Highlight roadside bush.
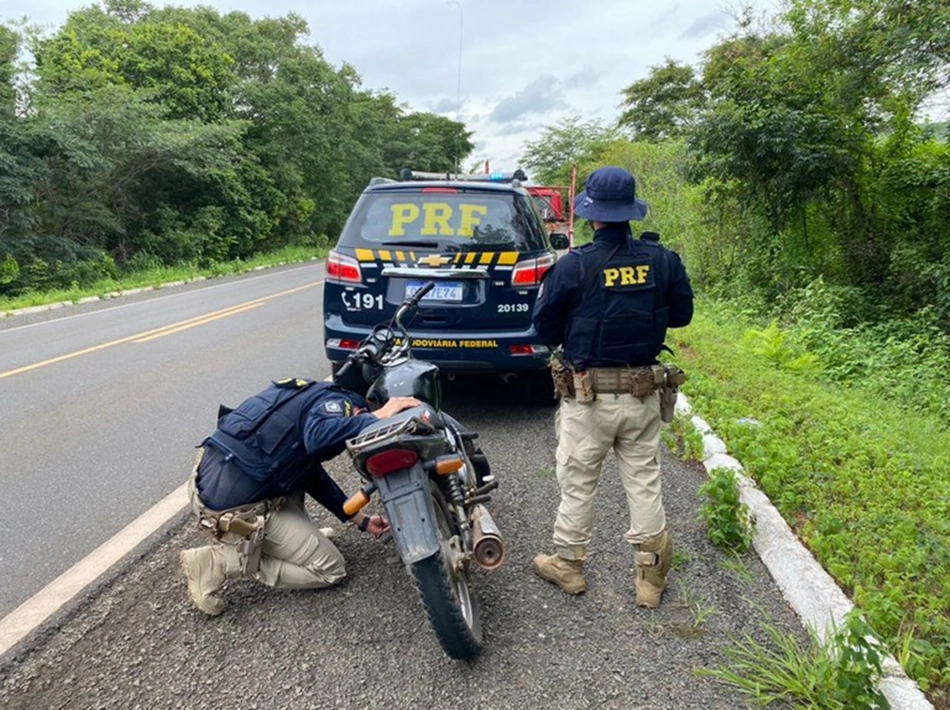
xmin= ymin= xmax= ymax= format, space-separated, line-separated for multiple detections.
xmin=697 ymin=467 xmax=753 ymax=552
xmin=674 ymin=298 xmax=950 ymax=699
xmin=779 ymin=277 xmax=950 ymax=420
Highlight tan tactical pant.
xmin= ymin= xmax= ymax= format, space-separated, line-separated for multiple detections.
xmin=188 ymin=475 xmax=346 ymax=590
xmin=552 ymin=392 xmax=666 ymax=560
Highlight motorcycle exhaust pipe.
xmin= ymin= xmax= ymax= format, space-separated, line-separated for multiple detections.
xmin=471 ymin=504 xmax=505 ymax=571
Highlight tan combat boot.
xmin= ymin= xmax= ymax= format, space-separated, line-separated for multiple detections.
xmin=634 ymin=530 xmax=672 ymax=608
xmin=532 ymin=553 xmax=586 ymax=595
xmin=179 ymin=545 xmax=242 ymax=616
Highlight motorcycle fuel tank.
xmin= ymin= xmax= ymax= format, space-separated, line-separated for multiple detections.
xmin=366 ymin=359 xmax=442 ymax=410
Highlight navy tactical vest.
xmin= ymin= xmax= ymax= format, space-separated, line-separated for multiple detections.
xmin=205 ymin=378 xmax=329 ymax=482
xmin=564 ymin=234 xmax=672 ymax=368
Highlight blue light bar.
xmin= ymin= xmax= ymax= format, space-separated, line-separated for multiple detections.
xmin=398 ymin=167 xmax=528 ymax=184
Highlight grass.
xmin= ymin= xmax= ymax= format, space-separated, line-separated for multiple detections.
xmin=698 ymin=610 xmax=890 ymax=709
xmin=0 ymin=245 xmax=327 ymax=314
xmin=675 ymin=298 xmax=950 ymax=703
xmin=676 ymin=579 xmax=718 ymax=632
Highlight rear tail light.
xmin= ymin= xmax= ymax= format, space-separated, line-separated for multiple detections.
xmin=509 ymin=344 xmax=550 ymax=355
xmin=365 ymin=448 xmax=419 ymax=477
xmin=511 ymin=253 xmax=556 ymax=286
xmin=327 ymin=250 xmax=362 ymax=283
xmin=326 ymin=338 xmax=361 ymax=350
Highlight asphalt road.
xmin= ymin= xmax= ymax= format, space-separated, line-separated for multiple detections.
xmin=0 ymin=262 xmax=330 ymax=616
xmin=0 ymin=264 xmax=809 ymax=708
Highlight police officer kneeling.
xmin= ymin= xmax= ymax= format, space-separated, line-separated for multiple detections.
xmin=531 ymin=166 xmax=694 ymax=607
xmin=180 ymin=377 xmax=419 ymax=615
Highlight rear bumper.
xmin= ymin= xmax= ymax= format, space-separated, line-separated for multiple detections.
xmin=324 ymin=315 xmax=551 ymax=373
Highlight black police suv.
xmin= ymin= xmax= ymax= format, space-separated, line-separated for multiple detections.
xmin=323 ymin=169 xmax=569 ymax=400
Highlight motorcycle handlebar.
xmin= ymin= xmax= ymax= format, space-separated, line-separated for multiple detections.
xmin=335 ymin=341 xmax=379 ymax=380
xmin=407 ymin=281 xmax=435 ymax=307
xmin=335 ymin=359 xmax=354 ymax=379
xmin=336 ymin=281 xmax=438 ymax=376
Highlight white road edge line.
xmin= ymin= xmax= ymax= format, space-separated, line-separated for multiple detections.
xmin=0 ymin=375 xmax=337 ymax=659
xmin=676 ymin=394 xmax=934 ymax=710
xmin=0 ymin=482 xmax=188 ymax=658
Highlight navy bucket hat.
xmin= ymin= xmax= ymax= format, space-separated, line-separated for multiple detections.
xmin=574 ymin=166 xmax=648 ymax=222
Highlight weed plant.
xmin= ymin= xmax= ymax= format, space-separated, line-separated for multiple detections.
xmin=675 ymin=298 xmax=950 ymax=700
xmin=698 ymin=467 xmax=753 ymax=552
xmin=662 ymin=411 xmax=704 ymax=461
xmin=699 ymin=609 xmax=890 ymax=709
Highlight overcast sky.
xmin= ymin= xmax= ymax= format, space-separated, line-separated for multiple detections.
xmin=1 ymin=0 xmax=767 ymax=171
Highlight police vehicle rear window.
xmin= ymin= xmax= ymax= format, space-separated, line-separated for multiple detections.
xmin=339 ymin=191 xmax=548 ymax=251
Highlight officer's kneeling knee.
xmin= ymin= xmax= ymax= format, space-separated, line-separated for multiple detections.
xmin=307 ymin=559 xmax=346 ymax=587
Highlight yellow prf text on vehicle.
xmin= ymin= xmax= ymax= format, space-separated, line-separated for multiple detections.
xmin=603 ymin=265 xmax=651 ymax=288
xmin=389 ymin=203 xmax=490 ymax=237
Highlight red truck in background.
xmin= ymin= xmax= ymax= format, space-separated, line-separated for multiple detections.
xmin=526 ymin=165 xmax=578 ymax=250
xmin=481 ymin=160 xmax=578 ymax=249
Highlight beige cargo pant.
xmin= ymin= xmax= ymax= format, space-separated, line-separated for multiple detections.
xmin=552 ymin=392 xmax=666 ymax=560
xmin=188 ymin=475 xmax=346 ymax=589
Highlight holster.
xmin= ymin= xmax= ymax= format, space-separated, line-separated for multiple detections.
xmin=652 ymin=365 xmax=687 ymax=423
xmin=197 ymin=502 xmax=279 ymax=578
xmin=238 ymin=520 xmax=266 ymax=578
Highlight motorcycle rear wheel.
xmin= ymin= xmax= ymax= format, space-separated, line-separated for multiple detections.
xmin=410 ymin=489 xmax=483 ymax=660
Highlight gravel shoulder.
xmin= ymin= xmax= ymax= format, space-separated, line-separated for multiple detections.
xmin=0 ymin=380 xmax=807 ymax=709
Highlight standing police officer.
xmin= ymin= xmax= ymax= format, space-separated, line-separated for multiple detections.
xmin=180 ymin=377 xmax=419 ymax=615
xmin=531 ymin=166 xmax=694 ymax=607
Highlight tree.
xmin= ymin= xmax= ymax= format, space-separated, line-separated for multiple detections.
xmin=4 ymin=3 xmax=476 ymax=294
xmin=35 ymin=3 xmax=236 ymax=122
xmin=617 ymin=58 xmax=706 ymax=141
xmin=382 ymin=111 xmax=473 ymax=174
xmin=521 ymin=116 xmax=620 ymax=185
xmin=0 ymin=25 xmax=17 ymax=115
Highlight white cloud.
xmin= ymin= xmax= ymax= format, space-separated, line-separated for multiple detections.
xmin=0 ymin=0 xmax=750 ymax=169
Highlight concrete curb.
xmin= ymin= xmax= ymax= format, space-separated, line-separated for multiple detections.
xmin=676 ymin=395 xmax=934 ymax=709
xmin=0 ymin=281 xmax=207 ymax=318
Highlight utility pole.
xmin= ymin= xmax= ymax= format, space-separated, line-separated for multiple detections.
xmin=448 ymin=1 xmax=463 ymax=175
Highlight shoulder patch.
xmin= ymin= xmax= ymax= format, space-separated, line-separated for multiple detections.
xmin=321 ymin=399 xmax=344 ymax=414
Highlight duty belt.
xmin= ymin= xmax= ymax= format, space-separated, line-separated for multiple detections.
xmin=586 ymin=367 xmax=656 ymax=397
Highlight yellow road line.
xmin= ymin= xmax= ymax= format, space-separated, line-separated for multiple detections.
xmin=0 ymin=280 xmax=322 ymax=380
xmin=132 ymin=302 xmax=264 ymax=342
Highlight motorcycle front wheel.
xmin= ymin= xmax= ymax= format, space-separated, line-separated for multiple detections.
xmin=410 ymin=487 xmax=483 ymax=660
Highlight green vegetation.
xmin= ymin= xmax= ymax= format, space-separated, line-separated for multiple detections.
xmin=699 ymin=610 xmax=890 ymax=709
xmin=662 ymin=410 xmax=704 ymax=462
xmin=674 ymin=302 xmax=950 ymax=695
xmin=519 ymin=2 xmax=948 ymax=701
xmin=0 ymin=245 xmax=325 ymax=313
xmin=697 ymin=467 xmax=753 ymax=553
xmin=4 ymin=0 xmax=948 ymax=701
xmin=0 ymin=0 xmax=471 ymax=299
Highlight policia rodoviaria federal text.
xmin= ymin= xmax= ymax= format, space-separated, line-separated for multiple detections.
xmin=531 ymin=165 xmax=694 ymax=607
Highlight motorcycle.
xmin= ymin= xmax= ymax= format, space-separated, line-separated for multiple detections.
xmin=334 ymin=281 xmax=504 ymax=660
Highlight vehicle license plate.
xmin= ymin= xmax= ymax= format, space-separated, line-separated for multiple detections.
xmin=406 ymin=280 xmax=463 ymax=302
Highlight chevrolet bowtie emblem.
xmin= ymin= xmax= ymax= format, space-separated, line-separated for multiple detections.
xmin=417 ymin=254 xmax=452 ymax=267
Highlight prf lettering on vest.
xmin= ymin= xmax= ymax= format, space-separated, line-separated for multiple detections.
xmin=603 ymin=264 xmax=651 ymax=287
xmin=389 ymin=203 xmax=489 ymax=237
